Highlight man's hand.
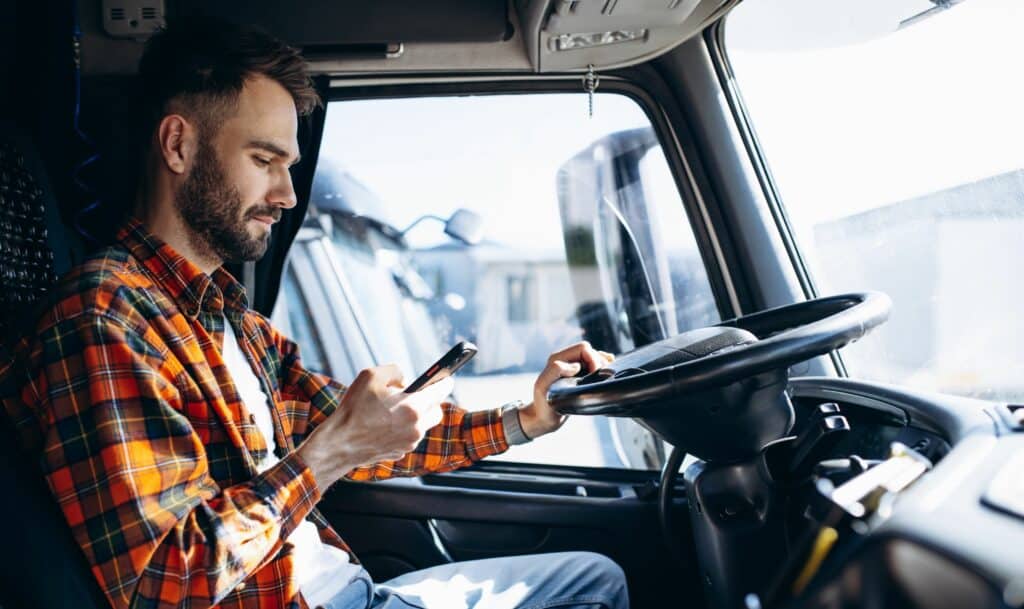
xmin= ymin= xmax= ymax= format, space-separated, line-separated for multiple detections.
xmin=519 ymin=341 xmax=614 ymax=440
xmin=296 ymin=364 xmax=454 ymax=491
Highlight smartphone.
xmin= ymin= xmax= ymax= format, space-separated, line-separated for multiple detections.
xmin=404 ymin=341 xmax=478 ymax=393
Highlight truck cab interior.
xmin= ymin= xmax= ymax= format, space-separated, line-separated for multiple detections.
xmin=2 ymin=1 xmax=1023 ymax=608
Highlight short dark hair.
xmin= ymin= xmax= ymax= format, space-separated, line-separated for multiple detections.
xmin=138 ymin=17 xmax=320 ymax=140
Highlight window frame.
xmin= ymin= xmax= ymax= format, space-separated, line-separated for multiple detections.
xmin=282 ymin=223 xmax=374 ymax=380
xmin=277 ymin=257 xmax=332 ymax=376
xmin=705 ymin=20 xmax=851 ymax=376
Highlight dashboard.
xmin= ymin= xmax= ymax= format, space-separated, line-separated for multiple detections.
xmin=791 ymin=396 xmax=949 ymax=465
xmin=777 ymin=377 xmax=1024 ymax=609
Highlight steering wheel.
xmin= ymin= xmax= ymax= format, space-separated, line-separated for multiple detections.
xmin=547 ymin=292 xmax=891 ymax=462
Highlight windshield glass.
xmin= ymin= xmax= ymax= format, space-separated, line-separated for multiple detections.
xmin=725 ymin=0 xmax=1024 ymax=401
xmin=305 ymin=91 xmax=721 ymax=469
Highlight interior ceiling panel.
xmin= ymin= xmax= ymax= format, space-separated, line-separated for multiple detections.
xmin=78 ymin=0 xmax=737 ymax=76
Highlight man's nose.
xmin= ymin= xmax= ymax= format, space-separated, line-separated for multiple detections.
xmin=269 ymin=167 xmax=298 ymax=209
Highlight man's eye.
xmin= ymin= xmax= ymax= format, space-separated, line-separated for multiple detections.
xmin=253 ymin=156 xmax=271 ymax=167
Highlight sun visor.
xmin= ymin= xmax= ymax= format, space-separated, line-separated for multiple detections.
xmin=170 ymin=0 xmax=512 ymax=46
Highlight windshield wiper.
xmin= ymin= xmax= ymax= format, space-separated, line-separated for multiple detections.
xmin=900 ymin=0 xmax=968 ymax=29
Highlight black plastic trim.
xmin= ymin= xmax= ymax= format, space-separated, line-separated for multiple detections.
xmin=170 ymin=0 xmax=511 ymax=45
xmin=788 ymin=376 xmax=1000 ymax=444
xmin=323 ymin=476 xmax=683 ymax=526
xmin=459 ymin=459 xmax=664 ymax=483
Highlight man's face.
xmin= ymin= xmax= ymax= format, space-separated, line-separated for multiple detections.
xmin=176 ymin=75 xmax=300 ymax=265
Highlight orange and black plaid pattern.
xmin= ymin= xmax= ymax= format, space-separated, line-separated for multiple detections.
xmin=0 ymin=218 xmax=510 ymax=609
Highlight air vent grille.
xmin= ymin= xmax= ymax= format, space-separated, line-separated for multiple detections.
xmin=102 ymin=0 xmax=164 ymax=37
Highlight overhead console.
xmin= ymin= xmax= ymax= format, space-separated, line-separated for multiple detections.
xmin=516 ymin=0 xmax=735 ymax=72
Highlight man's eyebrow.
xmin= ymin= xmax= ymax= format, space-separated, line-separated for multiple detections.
xmin=247 ymin=140 xmax=301 ymax=166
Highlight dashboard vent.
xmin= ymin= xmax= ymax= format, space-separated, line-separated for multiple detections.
xmin=110 ymin=7 xmax=125 ymax=20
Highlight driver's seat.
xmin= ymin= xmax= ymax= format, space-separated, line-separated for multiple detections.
xmin=0 ymin=121 xmax=110 ymax=609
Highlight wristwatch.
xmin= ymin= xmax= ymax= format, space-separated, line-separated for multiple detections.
xmin=500 ymin=399 xmax=532 ymax=445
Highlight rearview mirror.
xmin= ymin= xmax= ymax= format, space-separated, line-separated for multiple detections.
xmin=444 ymin=208 xmax=484 ymax=245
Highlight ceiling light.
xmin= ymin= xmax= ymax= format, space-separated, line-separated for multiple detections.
xmin=549 ymin=29 xmax=649 ymax=52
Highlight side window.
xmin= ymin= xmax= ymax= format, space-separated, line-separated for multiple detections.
xmin=273 ymin=263 xmax=329 ymax=376
xmin=305 ymin=92 xmax=720 ymax=469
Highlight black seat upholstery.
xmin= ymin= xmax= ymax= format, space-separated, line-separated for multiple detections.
xmin=0 ymin=122 xmax=109 ymax=609
xmin=0 ymin=125 xmax=60 ymax=337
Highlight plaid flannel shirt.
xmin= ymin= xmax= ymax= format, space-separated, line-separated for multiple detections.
xmin=0 ymin=219 xmax=511 ymax=609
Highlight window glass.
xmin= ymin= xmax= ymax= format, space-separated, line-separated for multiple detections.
xmin=725 ymin=0 xmax=1024 ymax=401
xmin=304 ymin=92 xmax=719 ymax=469
xmin=276 ymin=266 xmax=329 ymax=375
xmin=325 ymin=215 xmax=443 ymax=376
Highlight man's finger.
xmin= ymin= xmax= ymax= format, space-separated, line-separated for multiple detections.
xmin=536 ymin=360 xmax=582 ymax=391
xmin=404 ymin=376 xmax=455 ymax=412
xmin=581 ymin=344 xmax=604 ymax=372
xmin=551 ymin=341 xmax=604 ymax=373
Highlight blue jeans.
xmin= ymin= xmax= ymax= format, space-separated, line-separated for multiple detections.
xmin=319 ymin=552 xmax=629 ymax=609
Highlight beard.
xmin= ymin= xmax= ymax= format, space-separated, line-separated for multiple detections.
xmin=175 ymin=140 xmax=280 ymax=265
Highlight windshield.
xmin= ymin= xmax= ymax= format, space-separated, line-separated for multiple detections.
xmin=725 ymin=0 xmax=1024 ymax=401
xmin=305 ymin=92 xmax=721 ymax=469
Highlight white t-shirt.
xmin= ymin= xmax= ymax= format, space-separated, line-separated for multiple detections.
xmin=220 ymin=318 xmax=361 ymax=606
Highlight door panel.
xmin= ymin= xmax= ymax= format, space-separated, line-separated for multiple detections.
xmin=318 ymin=462 xmax=701 ymax=609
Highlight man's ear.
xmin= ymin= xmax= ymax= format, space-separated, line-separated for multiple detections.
xmin=156 ymin=114 xmax=197 ymax=175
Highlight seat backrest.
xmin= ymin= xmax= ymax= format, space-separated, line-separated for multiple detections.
xmin=0 ymin=122 xmax=109 ymax=609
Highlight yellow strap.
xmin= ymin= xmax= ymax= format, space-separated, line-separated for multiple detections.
xmin=792 ymin=526 xmax=839 ymax=596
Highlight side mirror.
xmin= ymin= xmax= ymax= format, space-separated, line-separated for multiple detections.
xmin=444 ymin=208 xmax=484 ymax=245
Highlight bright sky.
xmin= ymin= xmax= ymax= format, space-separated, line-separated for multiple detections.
xmin=726 ymin=0 xmax=1024 ymax=226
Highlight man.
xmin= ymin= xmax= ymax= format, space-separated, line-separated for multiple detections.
xmin=0 ymin=17 xmax=628 ymax=609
